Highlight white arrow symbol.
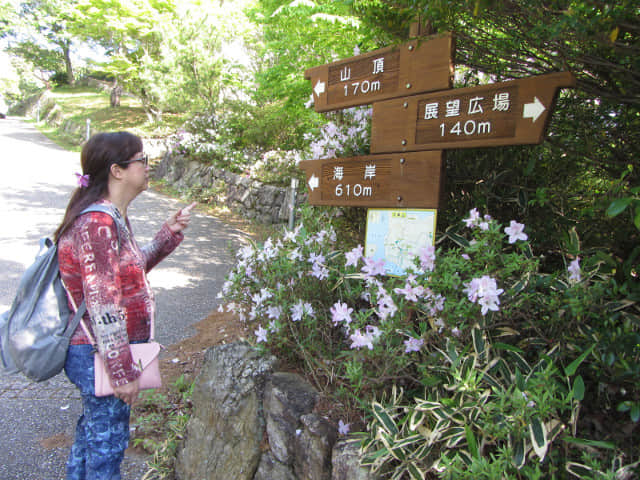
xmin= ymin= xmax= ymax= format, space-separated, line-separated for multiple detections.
xmin=523 ymin=96 xmax=546 ymax=123
xmin=314 ymin=80 xmax=326 ymax=97
xmin=308 ymin=174 xmax=319 ymax=191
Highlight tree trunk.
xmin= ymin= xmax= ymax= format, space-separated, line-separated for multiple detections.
xmin=62 ymin=41 xmax=75 ymax=86
xmin=110 ymin=82 xmax=122 ymax=107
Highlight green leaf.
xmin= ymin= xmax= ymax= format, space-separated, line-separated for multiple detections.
xmin=606 ymin=197 xmax=632 ymax=217
xmin=562 ymin=436 xmax=616 ymax=449
xmin=529 ymin=417 xmax=548 ymax=461
xmin=472 ymin=328 xmax=485 ymax=357
xmin=631 ymin=403 xmax=640 ymax=423
xmin=512 ymin=436 xmax=526 ymax=468
xmin=564 ymin=345 xmax=595 ymax=376
xmin=465 ymin=425 xmax=479 ymax=459
xmin=372 ymin=402 xmax=399 ymax=435
xmin=493 ymin=342 xmax=524 ymax=353
xmin=566 ymin=462 xmax=598 ymax=477
xmin=634 ymin=207 xmax=640 ymax=230
xmin=572 ymin=375 xmax=585 ymax=401
xmin=409 ymin=410 xmax=426 ymax=431
xmin=407 ymin=462 xmax=425 ymax=480
xmin=515 ymin=368 xmax=525 ymax=391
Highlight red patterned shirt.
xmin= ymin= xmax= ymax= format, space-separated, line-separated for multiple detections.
xmin=58 ymin=200 xmax=183 ymax=387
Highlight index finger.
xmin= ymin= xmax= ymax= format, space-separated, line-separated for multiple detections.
xmin=181 ymin=202 xmax=197 ymax=214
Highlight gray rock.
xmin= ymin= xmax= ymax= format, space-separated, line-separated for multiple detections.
xmin=332 ymin=439 xmax=380 ymax=480
xmin=294 ymin=414 xmax=337 ymax=480
xmin=254 ymin=452 xmax=297 ymax=480
xmin=175 ymin=342 xmax=278 ymax=480
xmin=264 ymin=372 xmax=318 ymax=465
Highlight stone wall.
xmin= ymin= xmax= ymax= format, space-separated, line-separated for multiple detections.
xmin=153 ymin=152 xmax=301 ymax=224
xmin=176 ymin=342 xmax=378 ymax=480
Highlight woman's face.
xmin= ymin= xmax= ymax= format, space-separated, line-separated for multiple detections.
xmin=121 ymin=150 xmax=149 ymax=195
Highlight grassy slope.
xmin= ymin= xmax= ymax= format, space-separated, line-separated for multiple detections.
xmin=37 ymin=85 xmax=187 ymax=150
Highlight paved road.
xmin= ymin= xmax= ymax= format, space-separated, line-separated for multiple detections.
xmin=0 ymin=117 xmax=247 ymax=479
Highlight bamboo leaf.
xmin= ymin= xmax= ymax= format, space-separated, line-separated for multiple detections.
xmin=512 ymin=436 xmax=526 ymax=468
xmin=472 ymin=328 xmax=485 ymax=357
xmin=564 ymin=345 xmax=595 ymax=376
xmin=529 ymin=416 xmax=548 ymax=461
xmin=566 ymin=461 xmax=598 ymax=477
xmin=409 ymin=410 xmax=426 ymax=431
xmin=407 ymin=462 xmax=425 ymax=480
xmin=372 ymin=402 xmax=399 ymax=435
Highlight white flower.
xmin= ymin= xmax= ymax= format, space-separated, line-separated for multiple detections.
xmin=568 ymin=257 xmax=581 ymax=283
xmin=338 ymin=419 xmax=350 ymax=435
xmin=255 ymin=325 xmax=268 ymax=343
xmin=504 ymin=220 xmax=528 ymax=243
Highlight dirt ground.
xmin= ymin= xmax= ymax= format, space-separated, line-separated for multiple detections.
xmin=158 ymin=310 xmax=249 ymax=390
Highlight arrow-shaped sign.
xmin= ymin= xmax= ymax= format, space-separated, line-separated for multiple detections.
xmin=371 ymin=71 xmax=576 ymax=153
xmin=308 ymin=174 xmax=319 ymax=191
xmin=313 ymin=80 xmax=325 ymax=97
xmin=523 ymin=96 xmax=546 ymax=122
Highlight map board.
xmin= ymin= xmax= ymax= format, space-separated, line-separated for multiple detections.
xmin=365 ymin=209 xmax=437 ymax=276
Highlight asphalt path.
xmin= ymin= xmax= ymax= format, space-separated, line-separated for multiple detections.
xmin=0 ymin=117 xmax=248 ymax=479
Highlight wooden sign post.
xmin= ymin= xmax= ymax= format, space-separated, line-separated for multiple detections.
xmin=371 ymin=72 xmax=576 ymax=153
xmin=298 ymin=151 xmax=443 ymax=208
xmin=301 ymin=32 xmax=574 ymax=211
xmin=304 ymin=34 xmax=454 ymax=113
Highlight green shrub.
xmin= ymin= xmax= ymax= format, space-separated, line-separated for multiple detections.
xmin=220 ymin=202 xmax=639 ymax=477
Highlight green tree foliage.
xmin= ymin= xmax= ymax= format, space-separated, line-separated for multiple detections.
xmin=351 ymin=0 xmax=639 ymax=269
xmin=137 ymin=1 xmax=253 ymax=119
xmin=243 ymin=0 xmax=376 ymax=149
xmin=9 ymin=0 xmax=82 ymax=85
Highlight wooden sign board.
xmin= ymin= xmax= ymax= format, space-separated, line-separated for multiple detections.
xmin=298 ymin=151 xmax=443 ymax=208
xmin=304 ymin=34 xmax=454 ymax=113
xmin=370 ymin=72 xmax=576 ymax=153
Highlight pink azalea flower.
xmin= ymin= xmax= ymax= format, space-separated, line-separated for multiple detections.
xmin=345 ymin=245 xmax=364 ymax=267
xmin=255 ymin=325 xmax=268 ymax=343
xmin=362 ymin=257 xmax=386 ymax=278
xmin=463 ymin=208 xmax=481 ymax=228
xmin=404 ymin=337 xmax=424 ymax=353
xmin=393 ymin=283 xmax=425 ymax=302
xmin=568 ymin=257 xmax=581 ymax=283
xmin=418 ymin=245 xmax=436 ymax=271
xmin=349 ymin=329 xmax=374 ymax=350
xmin=463 ymin=275 xmax=504 ymax=315
xmin=338 ymin=419 xmax=350 ymax=435
xmin=331 ymin=301 xmax=353 ymax=326
xmin=504 ymin=220 xmax=528 ymax=243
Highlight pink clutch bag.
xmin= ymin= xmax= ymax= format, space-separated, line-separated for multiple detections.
xmin=94 ymin=341 xmax=163 ymax=397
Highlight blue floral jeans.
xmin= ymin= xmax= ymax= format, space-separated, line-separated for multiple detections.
xmin=64 ymin=344 xmax=130 ymax=480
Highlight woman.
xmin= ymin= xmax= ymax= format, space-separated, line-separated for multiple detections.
xmin=54 ymin=132 xmax=195 ymax=479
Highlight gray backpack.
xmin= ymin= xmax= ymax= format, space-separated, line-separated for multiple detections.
xmin=0 ymin=205 xmax=118 ymax=381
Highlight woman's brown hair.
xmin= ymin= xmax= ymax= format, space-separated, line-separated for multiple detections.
xmin=54 ymin=132 xmax=143 ymax=241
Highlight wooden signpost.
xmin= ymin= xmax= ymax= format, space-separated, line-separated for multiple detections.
xmin=298 ymin=151 xmax=443 ymax=208
xmin=371 ymin=72 xmax=576 ymax=153
xmin=301 ymin=31 xmax=575 ymax=210
xmin=304 ymin=34 xmax=454 ymax=113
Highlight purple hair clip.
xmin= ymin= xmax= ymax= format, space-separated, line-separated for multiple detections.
xmin=75 ymin=172 xmax=90 ymax=188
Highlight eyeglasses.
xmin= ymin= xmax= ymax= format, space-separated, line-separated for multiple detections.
xmin=121 ymin=154 xmax=149 ymax=167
